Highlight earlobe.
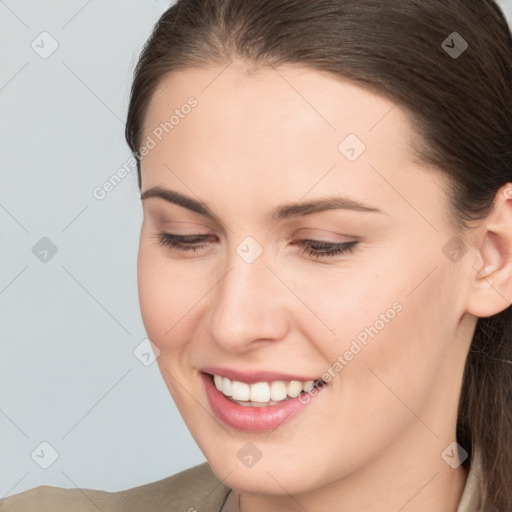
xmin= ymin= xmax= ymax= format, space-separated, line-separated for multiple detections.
xmin=466 ymin=184 xmax=512 ymax=318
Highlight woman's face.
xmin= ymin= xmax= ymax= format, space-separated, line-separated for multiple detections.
xmin=137 ymin=62 xmax=476 ymax=495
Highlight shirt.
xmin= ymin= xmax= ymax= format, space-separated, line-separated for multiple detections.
xmin=1 ymin=446 xmax=484 ymax=512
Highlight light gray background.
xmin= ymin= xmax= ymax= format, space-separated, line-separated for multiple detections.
xmin=2 ymin=0 xmax=512 ymax=498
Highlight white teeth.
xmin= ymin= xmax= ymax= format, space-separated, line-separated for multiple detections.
xmin=250 ymin=382 xmax=271 ymax=402
xmin=303 ymin=380 xmax=315 ymax=392
xmin=213 ymin=375 xmax=223 ymax=390
xmin=222 ymin=377 xmax=232 ymax=397
xmin=270 ymin=381 xmax=287 ymax=401
xmin=231 ymin=380 xmax=250 ymax=401
xmin=211 ymin=374 xmax=324 ymax=403
xmin=287 ymin=380 xmax=303 ymax=398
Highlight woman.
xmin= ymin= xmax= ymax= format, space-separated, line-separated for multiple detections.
xmin=3 ymin=0 xmax=512 ymax=511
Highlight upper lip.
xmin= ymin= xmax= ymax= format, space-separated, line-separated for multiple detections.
xmin=200 ymin=366 xmax=323 ymax=384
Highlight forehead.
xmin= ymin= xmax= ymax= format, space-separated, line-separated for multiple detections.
xmin=140 ymin=62 xmax=447 ymax=228
xmin=143 ymin=62 xmax=418 ymax=158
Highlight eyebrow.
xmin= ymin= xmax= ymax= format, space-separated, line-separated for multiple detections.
xmin=140 ymin=186 xmax=385 ymax=222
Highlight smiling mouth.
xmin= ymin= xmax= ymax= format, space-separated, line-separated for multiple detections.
xmin=205 ymin=372 xmax=327 ymax=407
xmin=200 ymin=370 xmax=329 ymax=432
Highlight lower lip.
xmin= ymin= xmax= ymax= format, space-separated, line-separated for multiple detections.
xmin=200 ymin=372 xmax=326 ymax=433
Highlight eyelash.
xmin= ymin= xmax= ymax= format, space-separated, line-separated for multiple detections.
xmin=154 ymin=232 xmax=358 ymax=260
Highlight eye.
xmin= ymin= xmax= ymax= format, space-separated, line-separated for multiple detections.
xmin=154 ymin=232 xmax=359 ymax=259
xmin=293 ymin=239 xmax=358 ymax=259
xmin=154 ymin=232 xmax=213 ymax=253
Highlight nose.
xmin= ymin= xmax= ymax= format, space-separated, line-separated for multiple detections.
xmin=207 ymin=245 xmax=290 ymax=353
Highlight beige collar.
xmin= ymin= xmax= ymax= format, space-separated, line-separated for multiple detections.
xmin=456 ymin=444 xmax=484 ymax=512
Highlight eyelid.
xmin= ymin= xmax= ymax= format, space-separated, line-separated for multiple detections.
xmin=286 ymin=231 xmax=360 ymax=246
xmin=154 ymin=219 xmax=217 ymax=232
xmin=160 ymin=231 xmax=358 ymax=245
xmin=154 ymin=231 xmax=360 ymax=260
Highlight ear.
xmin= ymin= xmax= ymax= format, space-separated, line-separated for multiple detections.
xmin=466 ymin=184 xmax=512 ymax=318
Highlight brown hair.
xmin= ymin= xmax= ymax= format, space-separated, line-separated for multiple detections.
xmin=125 ymin=1 xmax=512 ymax=510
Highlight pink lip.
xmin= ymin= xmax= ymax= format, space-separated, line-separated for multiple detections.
xmin=200 ymin=366 xmax=321 ymax=384
xmin=200 ymin=371 xmax=327 ymax=433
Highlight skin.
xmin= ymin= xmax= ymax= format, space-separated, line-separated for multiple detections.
xmin=136 ymin=61 xmax=512 ymax=512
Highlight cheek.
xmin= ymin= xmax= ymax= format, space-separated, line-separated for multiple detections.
xmin=299 ymin=249 xmax=459 ymax=392
xmin=283 ymin=264 xmax=403 ymax=352
xmin=334 ymin=263 xmax=460 ymax=423
xmin=137 ymin=242 xmax=197 ymax=351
